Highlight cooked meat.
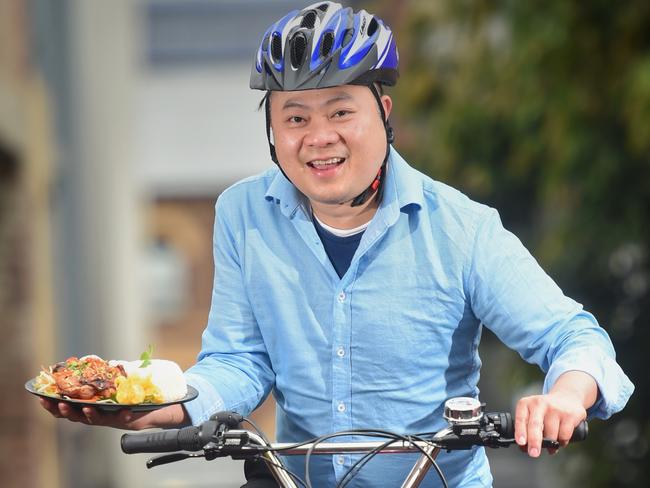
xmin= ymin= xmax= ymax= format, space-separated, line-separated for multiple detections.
xmin=51 ymin=356 xmax=126 ymax=401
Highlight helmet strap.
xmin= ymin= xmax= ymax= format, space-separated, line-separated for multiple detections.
xmin=349 ymin=84 xmax=393 ymax=207
xmin=264 ymin=92 xmax=297 ymax=187
xmin=264 ymin=92 xmax=279 ymax=165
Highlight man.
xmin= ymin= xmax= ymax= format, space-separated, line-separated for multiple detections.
xmin=41 ymin=2 xmax=633 ymax=487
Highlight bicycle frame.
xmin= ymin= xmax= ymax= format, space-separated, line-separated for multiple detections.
xmin=222 ymin=427 xmax=452 ymax=488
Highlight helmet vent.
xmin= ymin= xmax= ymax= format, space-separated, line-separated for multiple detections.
xmin=342 ymin=28 xmax=353 ymax=47
xmin=321 ymin=32 xmax=335 ymax=57
xmin=290 ymin=33 xmax=307 ymax=68
xmin=300 ymin=10 xmax=317 ymax=29
xmin=271 ymin=33 xmax=283 ymax=61
xmin=317 ymin=3 xmax=329 ymax=12
xmin=367 ymin=18 xmax=379 ymax=37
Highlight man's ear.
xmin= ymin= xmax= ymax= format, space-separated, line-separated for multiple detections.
xmin=381 ymin=95 xmax=393 ymax=121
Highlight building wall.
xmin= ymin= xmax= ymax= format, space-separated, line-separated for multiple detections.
xmin=0 ymin=0 xmax=59 ymax=486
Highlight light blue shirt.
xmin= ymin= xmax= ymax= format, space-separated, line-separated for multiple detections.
xmin=184 ymin=148 xmax=633 ymax=487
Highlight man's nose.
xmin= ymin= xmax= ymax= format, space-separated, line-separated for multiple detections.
xmin=304 ymin=118 xmax=339 ymax=147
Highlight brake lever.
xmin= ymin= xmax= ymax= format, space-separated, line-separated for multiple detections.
xmin=541 ymin=439 xmax=560 ymax=449
xmin=489 ymin=437 xmax=560 ymax=450
xmin=146 ymin=452 xmax=205 ymax=469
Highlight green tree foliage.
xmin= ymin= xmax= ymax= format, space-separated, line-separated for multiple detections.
xmin=384 ymin=0 xmax=649 ymax=485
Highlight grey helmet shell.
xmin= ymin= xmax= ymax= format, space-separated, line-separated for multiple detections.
xmin=250 ymin=1 xmax=399 ymax=91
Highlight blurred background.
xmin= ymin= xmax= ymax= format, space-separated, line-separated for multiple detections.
xmin=0 ymin=0 xmax=647 ymax=487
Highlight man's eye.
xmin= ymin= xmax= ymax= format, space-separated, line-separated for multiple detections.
xmin=288 ymin=116 xmax=304 ymax=123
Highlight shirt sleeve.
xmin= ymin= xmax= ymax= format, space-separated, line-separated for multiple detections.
xmin=466 ymin=208 xmax=634 ymax=419
xmin=183 ymin=194 xmax=275 ymax=425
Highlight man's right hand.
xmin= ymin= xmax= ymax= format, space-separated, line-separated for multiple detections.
xmin=38 ymin=397 xmax=189 ymax=430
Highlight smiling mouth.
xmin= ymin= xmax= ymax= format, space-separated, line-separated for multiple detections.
xmin=307 ymin=157 xmax=346 ymax=169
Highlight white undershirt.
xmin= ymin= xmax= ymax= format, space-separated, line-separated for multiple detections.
xmin=312 ymin=213 xmax=370 ymax=237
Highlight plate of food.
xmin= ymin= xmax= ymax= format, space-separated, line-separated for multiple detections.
xmin=25 ymin=348 xmax=198 ymax=412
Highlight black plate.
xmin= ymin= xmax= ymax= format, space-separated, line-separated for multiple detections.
xmin=25 ymin=379 xmax=198 ymax=412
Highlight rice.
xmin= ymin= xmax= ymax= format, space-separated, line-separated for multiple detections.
xmin=110 ymin=359 xmax=187 ymax=402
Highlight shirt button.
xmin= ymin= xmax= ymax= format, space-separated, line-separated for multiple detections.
xmin=337 ymin=292 xmax=346 ymax=302
xmin=337 ymin=456 xmax=345 ymax=465
xmin=336 ymin=347 xmax=345 ymax=358
xmin=337 ymin=402 xmax=346 ymax=412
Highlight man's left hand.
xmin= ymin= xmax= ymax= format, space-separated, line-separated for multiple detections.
xmin=514 ymin=370 xmax=597 ymax=457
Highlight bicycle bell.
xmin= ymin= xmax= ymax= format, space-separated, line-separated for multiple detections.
xmin=443 ymin=397 xmax=483 ymax=424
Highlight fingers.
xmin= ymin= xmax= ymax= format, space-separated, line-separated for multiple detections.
xmin=58 ymin=402 xmax=89 ymax=423
xmin=82 ymin=406 xmax=101 ymax=424
xmin=514 ymin=400 xmax=529 ymax=448
xmin=542 ymin=413 xmax=560 ymax=455
xmin=39 ymin=397 xmax=132 ymax=428
xmin=557 ymin=417 xmax=577 ymax=447
xmin=525 ymin=402 xmax=546 ymax=458
xmin=545 ymin=416 xmax=577 ymax=454
xmin=39 ymin=397 xmax=62 ymax=417
xmin=515 ymin=392 xmax=587 ymax=458
xmin=515 ymin=396 xmax=552 ymax=457
xmin=38 ymin=397 xmax=88 ymax=423
xmin=37 ymin=395 xmax=164 ymax=431
xmin=81 ymin=406 xmax=140 ymax=428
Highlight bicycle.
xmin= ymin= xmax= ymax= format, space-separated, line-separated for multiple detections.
xmin=121 ymin=397 xmax=588 ymax=488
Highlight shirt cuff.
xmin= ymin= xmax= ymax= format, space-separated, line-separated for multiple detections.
xmin=183 ymin=372 xmax=227 ymax=425
xmin=543 ymin=347 xmax=634 ymax=419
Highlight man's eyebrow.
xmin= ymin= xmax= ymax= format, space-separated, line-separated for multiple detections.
xmin=281 ymin=92 xmax=354 ymax=110
xmin=281 ymin=100 xmax=308 ymax=110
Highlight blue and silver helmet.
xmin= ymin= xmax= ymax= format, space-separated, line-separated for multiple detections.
xmin=250 ymin=1 xmax=399 ymax=91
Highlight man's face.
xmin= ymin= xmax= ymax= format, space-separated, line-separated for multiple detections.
xmin=269 ymin=84 xmax=392 ymax=209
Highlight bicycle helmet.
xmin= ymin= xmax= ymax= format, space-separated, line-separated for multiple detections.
xmin=250 ymin=1 xmax=398 ymax=90
xmin=250 ymin=2 xmax=399 ymax=206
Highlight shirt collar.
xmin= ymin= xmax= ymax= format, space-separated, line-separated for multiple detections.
xmin=265 ymin=168 xmax=306 ymax=219
xmin=264 ymin=146 xmax=424 ymax=220
xmin=382 ymin=146 xmax=424 ymax=213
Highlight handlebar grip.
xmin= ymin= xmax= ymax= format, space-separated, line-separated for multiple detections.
xmin=491 ymin=413 xmax=588 ymax=444
xmin=570 ymin=420 xmax=588 ymax=442
xmin=121 ymin=426 xmax=202 ymax=454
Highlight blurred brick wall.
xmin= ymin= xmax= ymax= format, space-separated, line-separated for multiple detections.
xmin=0 ymin=143 xmax=36 ymax=487
xmin=0 ymin=1 xmax=59 ymax=484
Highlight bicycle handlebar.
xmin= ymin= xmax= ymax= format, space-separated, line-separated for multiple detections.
xmin=121 ymin=405 xmax=589 ymax=488
xmin=121 ymin=425 xmax=203 ymax=453
xmin=569 ymin=419 xmax=589 ymax=442
xmin=122 ymin=411 xmax=245 ymax=454
xmin=121 ymin=411 xmax=588 ymax=455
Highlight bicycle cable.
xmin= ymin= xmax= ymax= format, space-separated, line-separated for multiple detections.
xmin=256 ymin=455 xmax=308 ymax=488
xmin=242 ymin=417 xmax=309 ymax=487
xmin=242 ymin=416 xmax=273 ymax=445
xmin=303 ymin=430 xmax=402 ymax=488
xmin=402 ymin=433 xmax=449 ymax=488
xmin=336 ymin=438 xmax=395 ymax=488
xmin=335 ymin=431 xmax=448 ymax=488
xmin=237 ymin=426 xmax=448 ymax=488
xmin=299 ymin=428 xmax=447 ymax=488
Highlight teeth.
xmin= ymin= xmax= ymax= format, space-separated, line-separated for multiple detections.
xmin=310 ymin=157 xmax=344 ymax=168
